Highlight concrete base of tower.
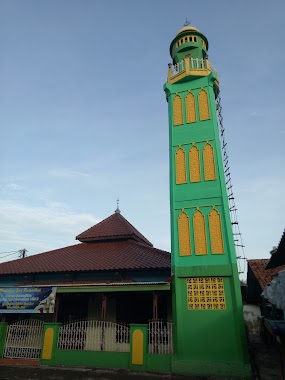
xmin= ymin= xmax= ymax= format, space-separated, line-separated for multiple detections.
xmin=171 ymin=357 xmax=252 ymax=378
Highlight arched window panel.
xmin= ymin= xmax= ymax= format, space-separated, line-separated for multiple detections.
xmin=189 ymin=145 xmax=201 ymax=182
xmin=209 ymin=209 xmax=224 ymax=254
xmin=173 ymin=95 xmax=183 ymax=126
xmin=203 ymin=143 xmax=216 ymax=181
xmin=175 ymin=147 xmax=187 ymax=184
xmin=198 ymin=89 xmax=210 ymax=121
xmin=193 ymin=210 xmax=207 ymax=255
xmin=186 ymin=92 xmax=196 ymax=124
xmin=178 ymin=211 xmax=191 ymax=256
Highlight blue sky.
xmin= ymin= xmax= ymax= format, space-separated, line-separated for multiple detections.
xmin=1 ymin=1 xmax=284 ymax=277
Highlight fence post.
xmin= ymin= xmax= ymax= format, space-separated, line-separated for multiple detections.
xmin=40 ymin=322 xmax=62 ymax=366
xmin=0 ymin=322 xmax=8 ymax=358
xmin=130 ymin=324 xmax=148 ymax=371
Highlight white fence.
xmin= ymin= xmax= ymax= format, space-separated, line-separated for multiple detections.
xmin=4 ymin=319 xmax=44 ymax=359
xmin=58 ymin=320 xmax=130 ymax=352
xmin=148 ymin=320 xmax=173 ymax=355
xmin=170 ymin=57 xmax=218 ymax=78
xmin=170 ymin=60 xmax=185 ymax=76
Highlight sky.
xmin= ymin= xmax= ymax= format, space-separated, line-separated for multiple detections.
xmin=0 ymin=1 xmax=284 ymax=278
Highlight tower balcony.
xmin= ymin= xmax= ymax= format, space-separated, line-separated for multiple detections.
xmin=167 ymin=57 xmax=218 ymax=85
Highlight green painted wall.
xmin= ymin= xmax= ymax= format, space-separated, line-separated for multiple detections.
xmin=0 ymin=323 xmax=8 ymax=358
xmin=146 ymin=354 xmax=171 ymax=373
xmin=53 ymin=350 xmax=129 ymax=369
xmin=164 ymin=26 xmax=251 ymax=378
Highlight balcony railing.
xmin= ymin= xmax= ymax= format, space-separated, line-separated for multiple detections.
xmin=168 ymin=57 xmax=218 ymax=82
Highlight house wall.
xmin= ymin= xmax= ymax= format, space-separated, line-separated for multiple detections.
xmin=0 ymin=269 xmax=170 ymax=287
xmin=247 ymin=267 xmax=262 ymax=304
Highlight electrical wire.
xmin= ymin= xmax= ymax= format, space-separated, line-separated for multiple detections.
xmin=0 ymin=250 xmax=18 ymax=256
xmin=0 ymin=251 xmax=19 ymax=259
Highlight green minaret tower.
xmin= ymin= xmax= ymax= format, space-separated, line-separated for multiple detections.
xmin=164 ymin=25 xmax=251 ymax=377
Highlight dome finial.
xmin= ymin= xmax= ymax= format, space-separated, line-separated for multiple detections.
xmin=184 ymin=18 xmax=191 ymax=27
xmin=115 ymin=198 xmax=121 ymax=213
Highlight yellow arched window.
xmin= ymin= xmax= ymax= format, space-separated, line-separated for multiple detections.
xmin=186 ymin=92 xmax=196 ymax=124
xmin=189 ymin=145 xmax=201 ymax=182
xmin=203 ymin=143 xmax=216 ymax=181
xmin=198 ymin=89 xmax=210 ymax=121
xmin=209 ymin=208 xmax=224 ymax=254
xmin=173 ymin=95 xmax=183 ymax=126
xmin=193 ymin=209 xmax=207 ymax=255
xmin=175 ymin=147 xmax=187 ymax=184
xmin=178 ymin=211 xmax=191 ymax=256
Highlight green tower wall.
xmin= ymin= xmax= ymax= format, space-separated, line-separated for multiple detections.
xmin=164 ymin=27 xmax=251 ymax=378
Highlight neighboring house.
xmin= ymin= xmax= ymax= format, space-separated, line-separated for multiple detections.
xmin=247 ymin=259 xmax=285 ymax=305
xmin=263 ymin=230 xmax=285 ymax=318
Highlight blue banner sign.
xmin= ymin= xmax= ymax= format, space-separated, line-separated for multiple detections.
xmin=0 ymin=287 xmax=56 ymax=313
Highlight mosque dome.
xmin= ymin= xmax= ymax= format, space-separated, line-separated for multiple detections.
xmin=176 ymin=26 xmax=200 ymax=36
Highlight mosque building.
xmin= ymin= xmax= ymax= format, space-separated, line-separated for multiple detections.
xmin=0 ymin=24 xmax=251 ymax=378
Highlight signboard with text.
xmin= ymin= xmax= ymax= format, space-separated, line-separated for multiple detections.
xmin=0 ymin=287 xmax=56 ymax=313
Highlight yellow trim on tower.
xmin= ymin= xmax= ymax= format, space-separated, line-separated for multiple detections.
xmin=193 ymin=209 xmax=207 ymax=255
xmin=198 ymin=89 xmax=210 ymax=121
xmin=173 ymin=94 xmax=183 ymax=126
xmin=209 ymin=208 xmax=224 ymax=254
xmin=186 ymin=91 xmax=196 ymax=123
xmin=187 ymin=277 xmax=226 ymax=310
xmin=178 ymin=210 xmax=191 ymax=256
xmin=175 ymin=147 xmax=187 ymax=184
xmin=203 ymin=143 xmax=216 ymax=181
xmin=189 ymin=145 xmax=201 ymax=182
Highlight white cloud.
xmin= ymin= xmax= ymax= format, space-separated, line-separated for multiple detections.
xmin=48 ymin=169 xmax=94 ymax=181
xmin=0 ymin=183 xmax=24 ymax=192
xmin=0 ymin=200 xmax=99 ymax=258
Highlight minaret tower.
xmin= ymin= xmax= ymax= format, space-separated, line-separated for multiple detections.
xmin=164 ymin=25 xmax=250 ymax=377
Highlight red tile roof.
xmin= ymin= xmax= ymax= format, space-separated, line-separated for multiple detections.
xmin=0 ymin=240 xmax=170 ymax=275
xmin=76 ymin=212 xmax=153 ymax=246
xmin=247 ymin=259 xmax=285 ymax=290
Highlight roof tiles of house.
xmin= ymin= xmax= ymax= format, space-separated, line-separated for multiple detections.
xmin=0 ymin=212 xmax=170 ymax=275
xmin=0 ymin=240 xmax=170 ymax=275
xmin=247 ymin=259 xmax=285 ymax=290
xmin=76 ymin=211 xmax=153 ymax=246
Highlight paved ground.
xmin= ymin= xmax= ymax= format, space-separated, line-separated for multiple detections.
xmin=248 ymin=334 xmax=284 ymax=380
xmin=0 ymin=366 xmax=219 ymax=380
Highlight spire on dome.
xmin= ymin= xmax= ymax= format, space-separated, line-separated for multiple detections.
xmin=184 ymin=18 xmax=191 ymax=26
xmin=115 ymin=198 xmax=121 ymax=214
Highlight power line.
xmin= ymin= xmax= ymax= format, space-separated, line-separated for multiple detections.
xmin=0 ymin=252 xmax=19 ymax=259
xmin=0 ymin=249 xmax=28 ymax=260
xmin=0 ymin=250 xmax=18 ymax=256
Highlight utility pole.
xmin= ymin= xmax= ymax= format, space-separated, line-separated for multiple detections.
xmin=18 ymin=248 xmax=27 ymax=259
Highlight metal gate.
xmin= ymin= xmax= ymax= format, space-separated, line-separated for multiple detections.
xmin=4 ymin=319 xmax=44 ymax=359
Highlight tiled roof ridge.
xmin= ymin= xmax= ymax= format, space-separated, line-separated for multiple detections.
xmin=117 ymin=215 xmax=153 ymax=246
xmin=0 ymin=239 xmax=170 ymax=275
xmin=130 ymin=240 xmax=170 ymax=257
xmin=76 ymin=212 xmax=153 ymax=246
xmin=75 ymin=213 xmax=115 ymax=239
xmin=0 ymin=242 xmax=84 ymax=267
xmin=247 ymin=258 xmax=285 ymax=290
